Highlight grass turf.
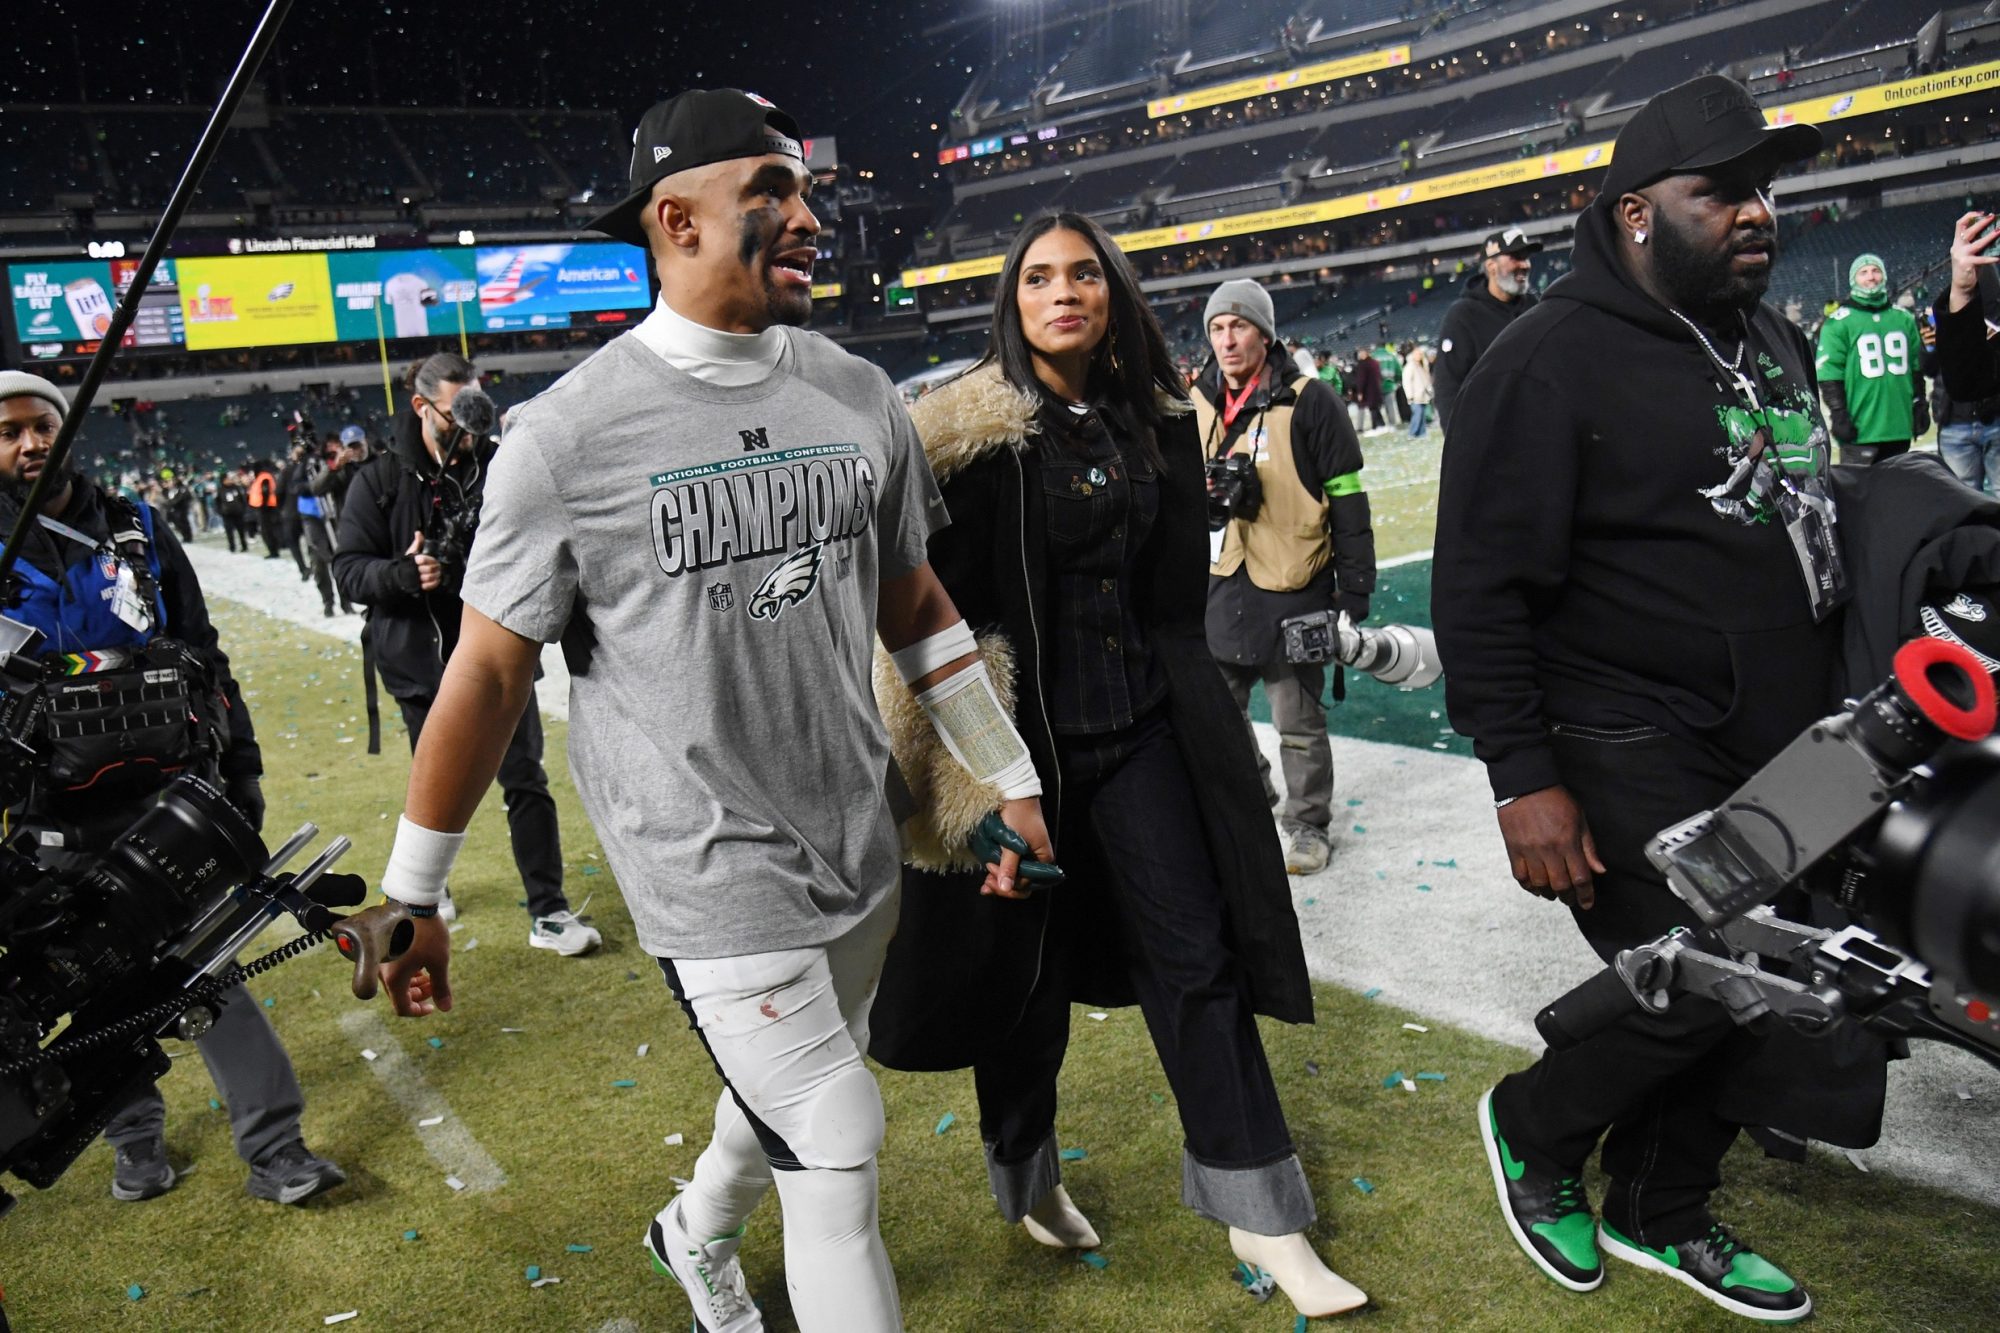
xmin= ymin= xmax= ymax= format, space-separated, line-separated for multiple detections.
xmin=2 ymin=599 xmax=1996 ymax=1332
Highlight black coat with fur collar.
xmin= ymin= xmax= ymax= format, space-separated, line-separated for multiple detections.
xmin=868 ymin=364 xmax=1314 ymax=1073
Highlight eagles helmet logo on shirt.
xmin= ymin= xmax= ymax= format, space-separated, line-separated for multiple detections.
xmin=747 ymin=544 xmax=824 ymax=622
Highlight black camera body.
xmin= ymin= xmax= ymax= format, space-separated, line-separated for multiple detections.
xmin=1205 ymin=453 xmax=1263 ymax=531
xmin=420 ymin=494 xmax=482 ymax=570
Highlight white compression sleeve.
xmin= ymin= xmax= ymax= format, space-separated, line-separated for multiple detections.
xmin=914 ymin=662 xmax=1041 ymax=801
xmin=889 ymin=620 xmax=978 ymax=684
xmin=377 ymin=815 xmax=467 ymax=907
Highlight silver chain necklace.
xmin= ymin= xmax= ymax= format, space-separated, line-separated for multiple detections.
xmin=1667 ymin=307 xmax=1746 ymax=377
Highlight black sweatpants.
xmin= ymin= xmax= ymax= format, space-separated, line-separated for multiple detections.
xmin=1492 ymin=723 xmax=1761 ymax=1246
xmin=399 ymin=688 xmax=567 ymax=919
xmin=223 ymin=513 xmax=250 ymax=553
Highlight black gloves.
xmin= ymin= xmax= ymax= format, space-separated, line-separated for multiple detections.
xmin=225 ymin=774 xmax=265 ymax=834
xmin=1913 ymin=395 xmax=1932 ymax=440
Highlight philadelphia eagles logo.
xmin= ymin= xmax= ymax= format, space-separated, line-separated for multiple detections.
xmin=747 ymin=544 xmax=824 ymax=621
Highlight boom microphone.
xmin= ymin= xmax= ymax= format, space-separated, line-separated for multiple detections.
xmin=451 ymin=385 xmax=497 ymax=440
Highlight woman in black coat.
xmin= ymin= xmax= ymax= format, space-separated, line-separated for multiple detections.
xmin=870 ymin=213 xmax=1366 ymax=1319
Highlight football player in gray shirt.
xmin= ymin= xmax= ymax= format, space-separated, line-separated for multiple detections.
xmin=359 ymin=91 xmax=1055 ymax=1333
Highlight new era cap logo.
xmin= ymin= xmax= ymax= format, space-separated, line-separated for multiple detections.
xmin=653 ymin=146 xmax=673 ymax=164
xmin=745 ymin=92 xmax=776 ymax=107
xmin=1698 ymin=89 xmax=1754 ymax=122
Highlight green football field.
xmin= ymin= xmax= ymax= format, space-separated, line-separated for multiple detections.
xmin=4 ymin=431 xmax=1996 ymax=1332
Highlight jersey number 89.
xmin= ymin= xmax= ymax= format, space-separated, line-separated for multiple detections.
xmin=1854 ymin=331 xmax=1909 ymax=379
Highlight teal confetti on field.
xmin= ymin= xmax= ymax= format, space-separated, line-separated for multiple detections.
xmin=612 ymin=1079 xmax=637 ymax=1088
xmin=403 ymin=1230 xmax=419 ymax=1241
xmin=1434 ymin=858 xmax=1458 ymax=868
xmin=1416 ymin=884 xmax=1432 ymax=892
xmin=1363 ymin=988 xmax=1382 ymax=1000
xmin=1059 ymin=1147 xmax=1088 ymax=1162
xmin=582 ymin=865 xmax=602 ymax=876
xmin=1303 ymin=897 xmax=1317 ymax=906
xmin=1079 ymin=1252 xmax=1109 ymax=1271
xmin=209 ymin=1098 xmax=221 ymax=1110
xmin=1382 ymin=1070 xmax=1406 ymax=1088
xmin=263 ymin=997 xmax=276 ymax=1007
xmin=1149 ymin=1093 xmax=1166 ymax=1105
xmin=1352 ymin=1177 xmax=1375 ymax=1195
xmin=566 ymin=1244 xmax=593 ymax=1253
xmin=1417 ymin=1072 xmax=1447 ymax=1082
xmin=428 ymin=1037 xmax=444 ymax=1049
xmin=1345 ymin=798 xmax=1364 ymax=806
xmin=1352 ymin=825 xmax=1367 ymax=834
xmin=1296 ymin=1314 xmax=1309 ymax=1333
xmin=524 ymin=1266 xmax=540 ymax=1281
xmin=935 ymin=1112 xmax=956 ymax=1135
xmin=127 ymin=1284 xmax=145 ymax=1301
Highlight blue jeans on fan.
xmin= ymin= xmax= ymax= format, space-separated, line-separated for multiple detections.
xmin=1408 ymin=401 xmax=1432 ymax=438
xmin=1939 ymin=420 xmax=2000 ymax=494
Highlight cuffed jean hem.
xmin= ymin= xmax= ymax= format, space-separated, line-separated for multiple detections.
xmin=986 ymin=1132 xmax=1063 ymax=1223
xmin=1182 ymin=1149 xmax=1317 ymax=1234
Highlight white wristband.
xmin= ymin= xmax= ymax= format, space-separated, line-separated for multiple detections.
xmin=378 ymin=814 xmax=467 ymax=907
xmin=914 ymin=661 xmax=1043 ymax=801
xmin=889 ymin=620 xmax=979 ymax=684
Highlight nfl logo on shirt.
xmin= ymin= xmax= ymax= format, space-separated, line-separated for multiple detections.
xmin=707 ymin=582 xmax=735 ymax=612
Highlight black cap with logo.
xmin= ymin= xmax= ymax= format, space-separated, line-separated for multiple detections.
xmin=1601 ymin=74 xmax=1822 ymax=201
xmin=1483 ymin=227 xmax=1544 ymax=259
xmin=588 ymin=89 xmax=805 ymax=247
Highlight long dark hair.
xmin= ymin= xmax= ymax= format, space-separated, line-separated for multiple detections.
xmin=984 ymin=212 xmax=1185 ymax=461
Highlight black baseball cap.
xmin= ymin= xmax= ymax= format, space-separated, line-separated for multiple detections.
xmin=1601 ymin=74 xmax=1822 ymax=201
xmin=1482 ymin=227 xmax=1544 ymax=259
xmin=588 ymin=88 xmax=805 ymax=247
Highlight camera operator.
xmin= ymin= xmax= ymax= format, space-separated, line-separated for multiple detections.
xmin=300 ymin=430 xmax=355 ymax=617
xmin=1434 ymin=79 xmax=1879 ymax=1322
xmin=0 ymin=371 xmax=345 ymax=1206
xmin=217 ymin=465 xmax=250 ymax=553
xmin=333 ymin=352 xmax=597 ymax=955
xmin=277 ymin=438 xmax=313 ymax=581
xmin=1193 ymin=279 xmax=1375 ymax=875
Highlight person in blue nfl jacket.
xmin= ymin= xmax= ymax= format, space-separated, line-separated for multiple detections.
xmin=0 ymin=370 xmax=345 ymax=1207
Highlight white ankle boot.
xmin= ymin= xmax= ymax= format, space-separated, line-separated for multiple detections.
xmin=1021 ymin=1185 xmax=1101 ymax=1249
xmin=1229 ymin=1227 xmax=1368 ymax=1317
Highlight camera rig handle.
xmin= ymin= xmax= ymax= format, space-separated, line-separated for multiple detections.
xmin=331 ymin=901 xmax=419 ymax=1001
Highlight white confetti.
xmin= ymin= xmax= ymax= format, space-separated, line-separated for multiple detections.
xmin=1401 ymin=1079 xmax=1417 ymax=1093
xmin=337 ymin=736 xmax=356 ymax=744
xmin=1402 ymin=1023 xmax=1429 ymax=1033
xmin=463 ymin=938 xmax=479 ymax=951
xmin=1957 ymin=1086 xmax=1974 ymax=1102
xmin=637 ymin=1043 xmax=650 ymax=1057
xmin=1845 ymin=1151 xmax=1870 ymax=1173
xmin=500 ymin=1027 xmax=525 ymax=1034
xmin=448 ymin=923 xmax=465 ymax=935
xmin=361 ymin=1049 xmax=378 ymax=1062
xmin=531 ymin=1277 xmax=562 ymax=1288
xmin=1086 ymin=1012 xmax=1108 ymax=1021
xmin=446 ymin=1175 xmax=467 ymax=1191
xmin=664 ymin=1133 xmax=684 ymax=1146
xmin=324 ymin=1314 xmax=358 ymax=1326
xmin=418 ymin=1115 xmax=445 ymax=1127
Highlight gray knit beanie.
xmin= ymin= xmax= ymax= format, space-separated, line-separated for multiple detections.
xmin=1203 ymin=279 xmax=1276 ymax=346
xmin=0 ymin=371 xmax=68 ymax=421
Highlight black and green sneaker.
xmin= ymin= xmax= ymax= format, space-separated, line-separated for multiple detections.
xmin=1599 ymin=1218 xmax=1811 ymax=1323
xmin=1476 ymin=1086 xmax=1603 ymax=1291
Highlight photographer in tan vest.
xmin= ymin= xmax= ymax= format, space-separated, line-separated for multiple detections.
xmin=1194 ymin=280 xmax=1376 ymax=874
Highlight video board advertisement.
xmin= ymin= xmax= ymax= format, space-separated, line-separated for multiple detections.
xmin=177 ymin=253 xmax=338 ymax=351
xmin=474 ymin=242 xmax=649 ymax=331
xmin=329 ymin=248 xmax=479 ymax=342
xmin=8 ymin=258 xmax=185 ymax=361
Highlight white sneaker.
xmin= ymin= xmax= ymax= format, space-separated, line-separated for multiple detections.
xmin=435 ymin=888 xmax=457 ymax=924
xmin=529 ymin=909 xmax=601 ymax=956
xmin=646 ymin=1195 xmax=763 ymax=1332
xmin=1283 ymin=825 xmax=1331 ymax=876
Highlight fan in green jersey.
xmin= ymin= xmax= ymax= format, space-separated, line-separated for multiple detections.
xmin=1815 ymin=253 xmax=1930 ymax=466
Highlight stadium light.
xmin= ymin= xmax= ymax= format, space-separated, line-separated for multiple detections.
xmin=457 ymin=229 xmax=477 ymax=245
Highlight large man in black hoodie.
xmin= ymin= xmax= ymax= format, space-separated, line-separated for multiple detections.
xmin=333 ymin=353 xmax=597 ymax=957
xmin=1436 ymin=79 xmax=1872 ymax=1324
xmin=1431 ymin=227 xmax=1543 ymax=432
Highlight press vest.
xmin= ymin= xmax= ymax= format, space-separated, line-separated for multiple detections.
xmin=248 ymin=472 xmax=277 ymax=508
xmin=7 ymin=500 xmax=167 ymax=661
xmin=1194 ymin=374 xmax=1330 ymax=592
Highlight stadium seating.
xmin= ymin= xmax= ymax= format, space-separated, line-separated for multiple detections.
xmin=0 ymin=109 xmax=100 ymax=213
xmin=1805 ymin=0 xmax=1930 ymax=61
xmin=521 ymin=113 xmax=626 ymax=201
xmin=92 ymin=110 xmax=277 ymax=209
xmin=1430 ymin=58 xmax=1622 ymax=150
xmin=1048 ymin=7 xmax=1159 ymax=98
xmin=1584 ymin=3 xmax=1848 ymax=111
xmin=388 ymin=113 xmax=562 ymax=205
xmin=267 ymin=111 xmax=408 ymax=203
xmin=1764 ymin=197 xmax=1964 ymax=317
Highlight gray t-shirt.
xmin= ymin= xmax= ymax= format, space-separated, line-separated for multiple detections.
xmin=463 ymin=330 xmax=945 ymax=959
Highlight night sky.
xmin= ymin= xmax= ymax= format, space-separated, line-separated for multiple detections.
xmin=7 ymin=0 xmax=988 ymax=194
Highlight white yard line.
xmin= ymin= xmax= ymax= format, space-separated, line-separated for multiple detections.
xmin=339 ymin=1009 xmax=508 ymax=1194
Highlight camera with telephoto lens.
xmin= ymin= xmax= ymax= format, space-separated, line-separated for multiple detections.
xmin=1536 ymin=638 xmax=2000 ymax=1069
xmin=0 ymin=775 xmax=370 ymax=1215
xmin=1205 ymin=453 xmax=1263 ymax=531
xmin=1280 ymin=609 xmax=1443 ymax=689
xmin=420 ymin=497 xmax=482 ymax=571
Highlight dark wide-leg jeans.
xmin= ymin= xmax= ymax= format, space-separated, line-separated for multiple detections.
xmin=974 ymin=712 xmax=1315 ymax=1235
xmin=400 ymin=686 xmax=568 ymax=919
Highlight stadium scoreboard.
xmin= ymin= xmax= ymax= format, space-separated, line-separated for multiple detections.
xmin=5 ymin=237 xmax=652 ymax=362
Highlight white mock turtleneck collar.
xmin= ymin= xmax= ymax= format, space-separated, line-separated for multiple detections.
xmin=633 ymin=296 xmax=787 ymax=387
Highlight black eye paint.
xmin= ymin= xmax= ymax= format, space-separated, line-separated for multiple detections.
xmin=739 ymin=209 xmax=776 ymax=268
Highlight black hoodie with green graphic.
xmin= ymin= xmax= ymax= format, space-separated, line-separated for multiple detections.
xmin=1434 ymin=198 xmax=1843 ymax=800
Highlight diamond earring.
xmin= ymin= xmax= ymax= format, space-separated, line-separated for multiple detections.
xmin=1634 ymin=229 xmax=1648 ymax=245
